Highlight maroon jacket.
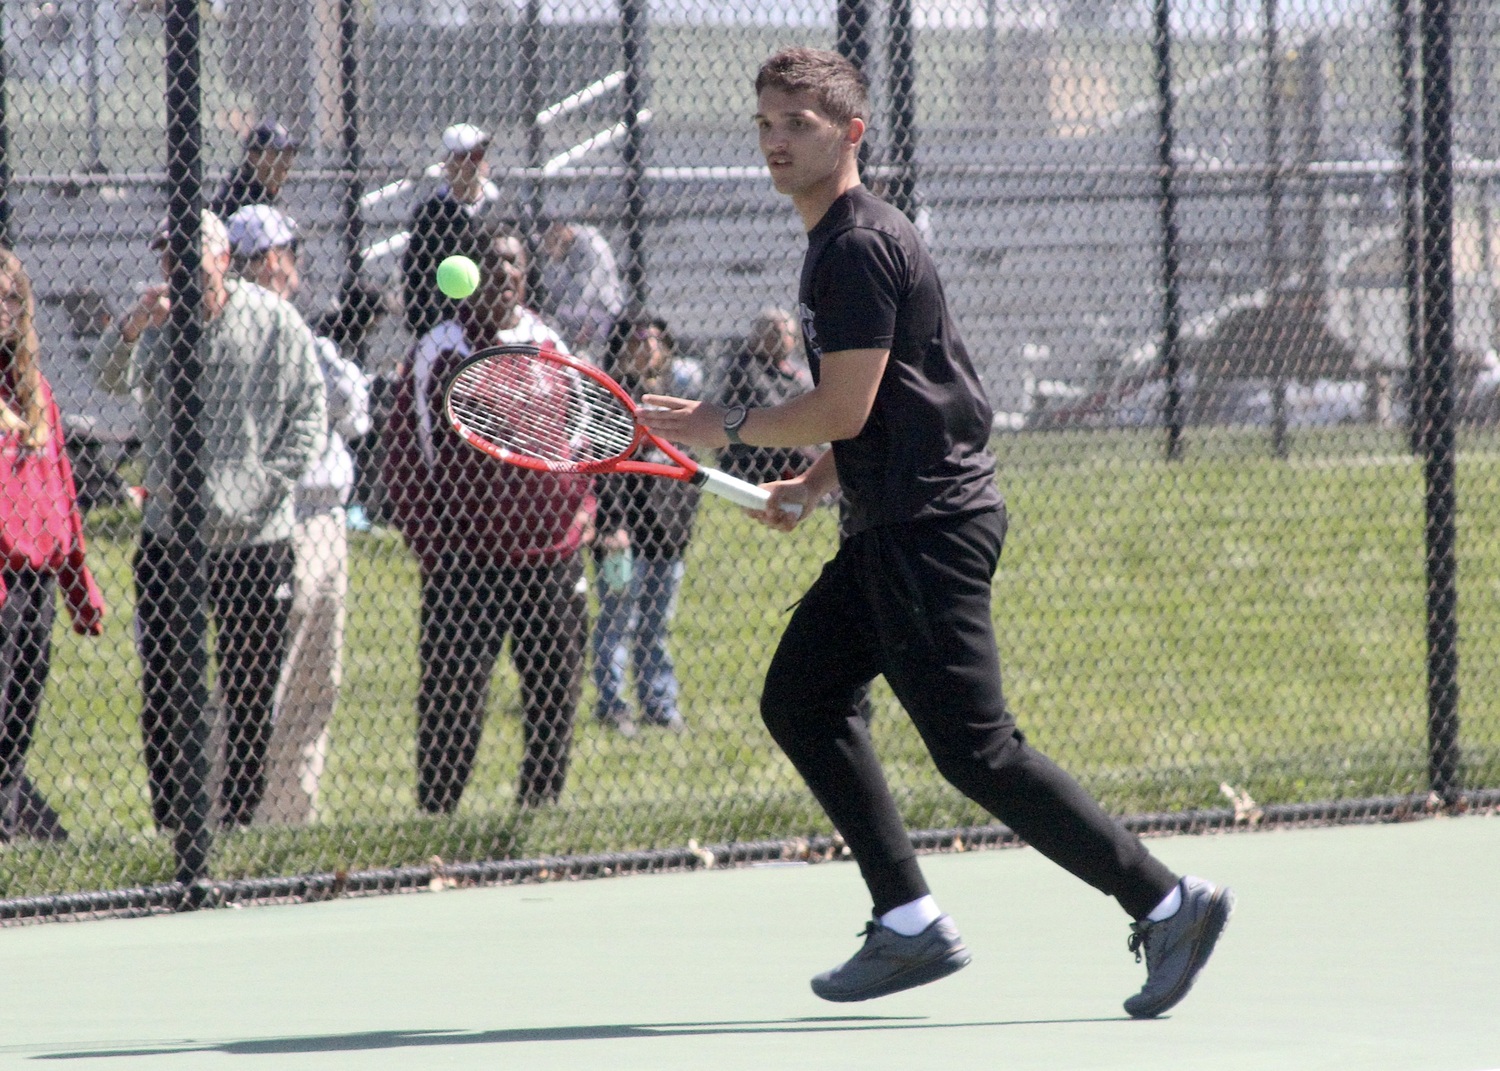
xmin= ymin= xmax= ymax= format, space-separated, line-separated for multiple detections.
xmin=0 ymin=376 xmax=105 ymax=634
xmin=382 ymin=316 xmax=595 ymax=570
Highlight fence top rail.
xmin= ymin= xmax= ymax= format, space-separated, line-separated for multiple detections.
xmin=6 ymin=157 xmax=1451 ymax=193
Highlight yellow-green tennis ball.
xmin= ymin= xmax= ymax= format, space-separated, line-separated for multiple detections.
xmin=436 ymin=255 xmax=481 ymax=299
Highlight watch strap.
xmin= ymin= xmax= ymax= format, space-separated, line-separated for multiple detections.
xmin=723 ymin=404 xmax=748 ymax=446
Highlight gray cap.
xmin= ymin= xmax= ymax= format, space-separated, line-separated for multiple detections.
xmin=227 ymin=204 xmax=298 ymax=259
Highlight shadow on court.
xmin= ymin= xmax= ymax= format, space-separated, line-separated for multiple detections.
xmin=38 ymin=1015 xmax=1132 ymax=1059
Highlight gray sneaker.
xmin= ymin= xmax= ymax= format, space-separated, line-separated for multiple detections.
xmin=811 ymin=915 xmax=971 ymax=1002
xmin=1124 ymin=876 xmax=1235 ymax=1019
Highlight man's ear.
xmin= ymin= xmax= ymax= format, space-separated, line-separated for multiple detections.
xmin=846 ymin=116 xmax=866 ymax=147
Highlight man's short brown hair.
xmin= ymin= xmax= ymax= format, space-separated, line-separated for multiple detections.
xmin=755 ymin=47 xmax=870 ymax=126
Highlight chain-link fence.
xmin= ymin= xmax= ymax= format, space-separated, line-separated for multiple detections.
xmin=2 ymin=0 xmax=1497 ymax=918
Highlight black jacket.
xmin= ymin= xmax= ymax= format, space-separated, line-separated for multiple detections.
xmin=402 ymin=194 xmax=479 ymax=335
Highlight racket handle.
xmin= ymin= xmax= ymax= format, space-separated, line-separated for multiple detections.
xmin=697 ymin=467 xmax=804 ymax=518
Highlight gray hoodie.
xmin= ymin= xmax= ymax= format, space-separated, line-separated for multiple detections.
xmin=92 ymin=278 xmax=326 ymax=547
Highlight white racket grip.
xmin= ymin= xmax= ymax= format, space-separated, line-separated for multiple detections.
xmin=697 ymin=466 xmax=804 ymax=518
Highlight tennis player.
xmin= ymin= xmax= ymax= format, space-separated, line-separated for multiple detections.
xmin=640 ymin=47 xmax=1233 ymax=1017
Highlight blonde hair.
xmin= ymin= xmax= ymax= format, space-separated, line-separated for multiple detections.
xmin=0 ymin=247 xmax=50 ymax=448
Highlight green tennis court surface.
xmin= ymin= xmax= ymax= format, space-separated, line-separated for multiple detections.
xmin=2 ymin=816 xmax=1497 ymax=1070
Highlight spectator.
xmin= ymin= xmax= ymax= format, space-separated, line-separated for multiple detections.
xmin=538 ymin=218 xmax=625 ymax=359
xmin=211 ymin=119 xmax=301 ymax=221
xmin=716 ymin=305 xmax=820 ymax=484
xmin=383 ymin=217 xmax=594 ymax=811
xmin=93 ymin=209 xmax=326 ymax=831
xmin=402 ymin=122 xmax=494 ymax=337
xmin=312 ymin=281 xmax=392 ymax=530
xmin=227 ymin=205 xmax=371 ymax=825
xmin=53 ymin=287 xmax=141 ymax=515
xmin=0 ymin=247 xmax=106 ymax=843
xmin=590 ymin=314 xmax=701 ymax=737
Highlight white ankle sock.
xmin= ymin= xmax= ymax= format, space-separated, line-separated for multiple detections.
xmin=880 ymin=895 xmax=943 ymax=936
xmin=1145 ymin=883 xmax=1184 ymax=922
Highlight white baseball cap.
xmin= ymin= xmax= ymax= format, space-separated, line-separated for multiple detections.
xmin=151 ymin=208 xmax=230 ymax=259
xmin=442 ymin=123 xmax=491 ymax=155
xmin=226 ymin=204 xmax=298 ymax=259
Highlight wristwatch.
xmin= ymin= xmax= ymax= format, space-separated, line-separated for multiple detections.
xmin=723 ymin=404 xmax=750 ymax=446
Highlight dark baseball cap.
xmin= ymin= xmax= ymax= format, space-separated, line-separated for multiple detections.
xmin=244 ymin=120 xmax=300 ymax=152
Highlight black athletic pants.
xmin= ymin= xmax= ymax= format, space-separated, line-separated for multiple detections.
xmin=417 ymin=552 xmax=586 ymax=812
xmin=135 ymin=532 xmax=294 ymax=829
xmin=0 ymin=569 xmax=55 ymax=792
xmin=760 ymin=506 xmax=1178 ymax=921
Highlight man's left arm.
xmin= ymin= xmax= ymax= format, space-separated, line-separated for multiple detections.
xmin=640 ymin=346 xmax=886 ymax=450
xmin=642 ymin=228 xmax=897 ymax=450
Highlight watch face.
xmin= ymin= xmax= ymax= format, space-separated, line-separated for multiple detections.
xmin=725 ymin=405 xmax=748 ymax=430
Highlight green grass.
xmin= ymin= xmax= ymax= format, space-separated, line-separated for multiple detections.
xmin=7 ymin=424 xmax=1500 ymax=899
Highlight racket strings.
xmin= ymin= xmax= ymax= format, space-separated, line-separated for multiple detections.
xmin=448 ymin=357 xmax=638 ymax=466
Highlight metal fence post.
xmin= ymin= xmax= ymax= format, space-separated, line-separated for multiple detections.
xmin=836 ymin=0 xmax=873 ymax=82
xmin=1418 ymin=0 xmax=1462 ymax=804
xmin=1264 ymin=0 xmax=1291 ymax=458
xmin=837 ymin=0 xmax=874 ymax=181
xmin=1297 ymin=37 xmax=1326 ymax=293
xmin=0 ymin=1 xmax=9 ymax=251
xmin=887 ymin=0 xmax=918 ymax=224
xmin=83 ymin=0 xmax=104 ymax=173
xmin=621 ymin=0 xmax=649 ymax=316
xmin=522 ymin=0 xmax=546 ymax=307
xmin=1396 ymin=0 xmax=1423 ymax=454
xmin=164 ymin=0 xmax=214 ymax=900
xmin=1155 ymin=0 xmax=1184 ymax=461
xmin=338 ymin=0 xmax=365 ymax=291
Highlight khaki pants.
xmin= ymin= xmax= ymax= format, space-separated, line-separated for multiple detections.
xmin=256 ymin=510 xmax=348 ymax=824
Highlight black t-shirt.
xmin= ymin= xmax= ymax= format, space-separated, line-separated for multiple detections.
xmin=798 ymin=186 xmax=1000 ymax=534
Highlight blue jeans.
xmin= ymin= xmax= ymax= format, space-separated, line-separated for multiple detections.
xmin=591 ymin=555 xmax=685 ymax=724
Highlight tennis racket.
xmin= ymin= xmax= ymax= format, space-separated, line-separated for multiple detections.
xmin=443 ymin=343 xmax=799 ymax=516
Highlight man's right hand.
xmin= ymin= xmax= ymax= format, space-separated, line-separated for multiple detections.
xmin=120 ymin=284 xmax=171 ymax=344
xmin=752 ymin=478 xmax=814 ymax=533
